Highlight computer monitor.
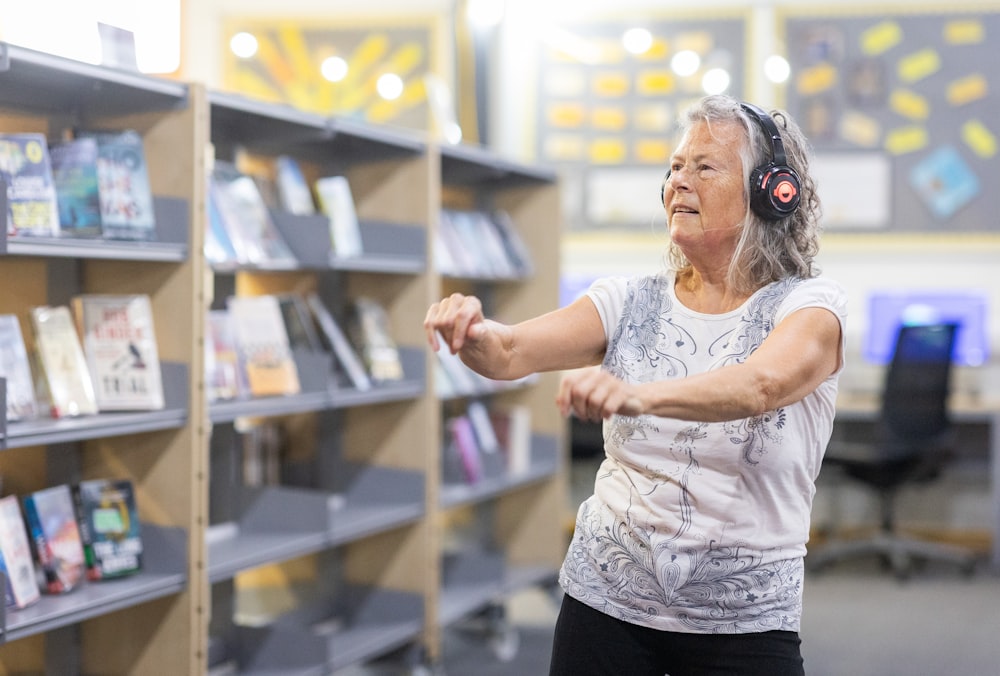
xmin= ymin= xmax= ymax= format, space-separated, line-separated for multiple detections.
xmin=864 ymin=290 xmax=989 ymax=367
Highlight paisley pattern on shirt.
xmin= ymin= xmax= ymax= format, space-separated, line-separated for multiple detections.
xmin=561 ymin=273 xmax=810 ymax=633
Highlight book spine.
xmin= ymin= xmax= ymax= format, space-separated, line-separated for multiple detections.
xmin=22 ymin=496 xmax=59 ymax=594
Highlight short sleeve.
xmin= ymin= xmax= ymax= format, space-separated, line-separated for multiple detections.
xmin=777 ymin=276 xmax=849 ymax=372
xmin=585 ymin=276 xmax=630 ymax=342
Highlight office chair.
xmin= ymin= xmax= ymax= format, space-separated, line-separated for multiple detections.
xmin=808 ymin=322 xmax=978 ymax=579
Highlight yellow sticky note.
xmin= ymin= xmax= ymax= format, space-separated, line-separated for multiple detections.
xmin=962 ymin=120 xmax=997 ymax=158
xmin=639 ymin=38 xmax=669 ymax=61
xmin=796 ymin=63 xmax=837 ymax=96
xmin=860 ymin=21 xmax=902 ymax=56
xmin=547 ymin=103 xmax=586 ymax=128
xmin=898 ymin=49 xmax=941 ymax=83
xmin=884 ymin=125 xmax=928 ymax=155
xmin=589 ymin=138 xmax=627 ymax=164
xmin=944 ymin=20 xmax=984 ymax=45
xmin=592 ymin=72 xmax=630 ymax=98
xmin=636 ymin=70 xmax=675 ymax=96
xmin=947 ymin=74 xmax=988 ymax=106
xmin=890 ymin=89 xmax=929 ymax=120
xmin=839 ymin=111 xmax=881 ymax=148
xmin=544 ymin=135 xmax=585 ymax=162
xmin=592 ymin=107 xmax=628 ymax=131
xmin=634 ymin=139 xmax=672 ymax=164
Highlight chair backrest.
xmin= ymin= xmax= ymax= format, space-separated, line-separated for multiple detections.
xmin=881 ymin=322 xmax=958 ymax=444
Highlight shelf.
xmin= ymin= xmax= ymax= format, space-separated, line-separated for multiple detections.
xmin=2 ymin=362 xmax=188 ymax=450
xmin=438 ymin=549 xmax=506 ymax=627
xmin=0 ymin=42 xmax=188 ymax=117
xmin=439 ymin=143 xmax=557 ymax=189
xmin=0 ymin=525 xmax=187 ymax=644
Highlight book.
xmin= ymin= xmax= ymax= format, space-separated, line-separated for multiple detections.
xmin=277 ymin=293 xmax=323 ymax=352
xmin=30 ymin=305 xmax=99 ymax=418
xmin=490 ymin=210 xmax=534 ymax=276
xmin=275 ymin=155 xmax=316 ymax=216
xmin=490 ymin=404 xmax=533 ymax=474
xmin=210 ymin=162 xmax=298 ymax=268
xmin=0 ymin=314 xmax=38 ymax=421
xmin=447 ymin=415 xmax=483 ymax=483
xmin=205 ymin=309 xmax=245 ymax=402
xmin=73 ymin=478 xmax=143 ymax=580
xmin=22 ymin=484 xmax=86 ymax=594
xmin=305 ymin=292 xmax=371 ymax=391
xmin=77 ymin=129 xmax=157 ymax=241
xmin=72 ymin=294 xmax=165 ymax=411
xmin=314 ymin=175 xmax=363 ymax=258
xmin=226 ymin=295 xmax=301 ymax=397
xmin=0 ymin=495 xmax=41 ymax=609
xmin=0 ymin=133 xmax=60 ymax=237
xmin=346 ymin=297 xmax=404 ymax=382
xmin=467 ymin=400 xmax=500 ymax=456
xmin=205 ymin=186 xmax=241 ymax=266
xmin=48 ymin=136 xmax=103 ymax=238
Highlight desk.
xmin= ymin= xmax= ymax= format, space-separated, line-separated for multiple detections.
xmin=836 ymin=392 xmax=1000 ymax=572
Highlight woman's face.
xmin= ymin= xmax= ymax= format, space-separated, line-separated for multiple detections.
xmin=663 ymin=119 xmax=748 ymax=253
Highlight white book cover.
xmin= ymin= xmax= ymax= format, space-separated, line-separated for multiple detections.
xmin=227 ymin=295 xmax=301 ymax=397
xmin=73 ymin=294 xmax=165 ymax=411
xmin=0 ymin=494 xmax=40 ymax=609
xmin=30 ymin=305 xmax=98 ymax=418
xmin=315 ymin=175 xmax=363 ymax=258
xmin=0 ymin=314 xmax=38 ymax=421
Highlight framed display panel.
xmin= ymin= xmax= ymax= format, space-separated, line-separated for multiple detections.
xmin=221 ymin=15 xmax=447 ymax=132
xmin=532 ymin=9 xmax=750 ymax=230
xmin=778 ymin=5 xmax=1000 ymax=233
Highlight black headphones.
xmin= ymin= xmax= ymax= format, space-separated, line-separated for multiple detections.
xmin=660 ymin=102 xmax=801 ymax=221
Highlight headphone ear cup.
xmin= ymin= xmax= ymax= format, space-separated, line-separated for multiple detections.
xmin=749 ymin=164 xmax=801 ymax=220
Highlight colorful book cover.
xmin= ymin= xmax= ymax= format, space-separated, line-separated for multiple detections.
xmin=23 ymin=484 xmax=86 ymax=594
xmin=30 ymin=305 xmax=99 ymax=418
xmin=0 ymin=133 xmax=60 ymax=237
xmin=205 ymin=309 xmax=245 ymax=402
xmin=305 ymin=292 xmax=372 ymax=391
xmin=72 ymin=294 xmax=165 ymax=411
xmin=0 ymin=494 xmax=41 ymax=609
xmin=347 ymin=297 xmax=404 ymax=382
xmin=210 ymin=162 xmax=298 ymax=268
xmin=73 ymin=478 xmax=143 ymax=580
xmin=226 ymin=295 xmax=301 ymax=397
xmin=0 ymin=314 xmax=38 ymax=422
xmin=49 ymin=137 xmax=103 ymax=238
xmin=78 ymin=129 xmax=157 ymax=241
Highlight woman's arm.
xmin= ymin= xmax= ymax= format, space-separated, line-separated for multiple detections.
xmin=558 ymin=306 xmax=843 ymax=422
xmin=424 ymin=293 xmax=607 ymax=380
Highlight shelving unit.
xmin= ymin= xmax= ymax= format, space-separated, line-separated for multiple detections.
xmin=0 ymin=43 xmax=207 ymax=674
xmin=0 ymin=42 xmax=566 ymax=674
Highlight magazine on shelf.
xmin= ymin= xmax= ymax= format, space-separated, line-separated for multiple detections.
xmin=275 ymin=155 xmax=316 ymax=216
xmin=304 ymin=292 xmax=372 ymax=391
xmin=0 ymin=132 xmax=60 ymax=237
xmin=73 ymin=478 xmax=143 ymax=580
xmin=72 ymin=294 xmax=165 ymax=411
xmin=30 ymin=305 xmax=99 ymax=418
xmin=277 ymin=293 xmax=323 ymax=352
xmin=0 ymin=494 xmax=41 ymax=609
xmin=347 ymin=297 xmax=404 ymax=382
xmin=23 ymin=484 xmax=86 ymax=594
xmin=77 ymin=129 xmax=157 ymax=241
xmin=0 ymin=314 xmax=38 ymax=421
xmin=48 ymin=136 xmax=103 ymax=238
xmin=227 ymin=295 xmax=301 ymax=397
xmin=205 ymin=309 xmax=245 ymax=402
xmin=314 ymin=175 xmax=363 ymax=258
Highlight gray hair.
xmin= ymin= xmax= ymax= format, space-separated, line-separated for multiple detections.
xmin=665 ymin=94 xmax=822 ymax=293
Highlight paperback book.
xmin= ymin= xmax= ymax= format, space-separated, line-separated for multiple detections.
xmin=73 ymin=478 xmax=143 ymax=580
xmin=275 ymin=155 xmax=316 ymax=216
xmin=23 ymin=484 xmax=86 ymax=594
xmin=346 ymin=297 xmax=404 ymax=382
xmin=72 ymin=294 xmax=165 ymax=411
xmin=49 ymin=136 xmax=103 ymax=238
xmin=0 ymin=494 xmax=41 ymax=609
xmin=305 ymin=292 xmax=371 ymax=391
xmin=314 ymin=175 xmax=363 ymax=258
xmin=0 ymin=314 xmax=38 ymax=421
xmin=211 ymin=162 xmax=298 ymax=268
xmin=77 ymin=129 xmax=157 ymax=241
xmin=205 ymin=309 xmax=245 ymax=402
xmin=30 ymin=305 xmax=99 ymax=418
xmin=0 ymin=132 xmax=60 ymax=237
xmin=227 ymin=295 xmax=301 ymax=397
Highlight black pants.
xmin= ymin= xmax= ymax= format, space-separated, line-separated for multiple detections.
xmin=549 ymin=594 xmax=805 ymax=676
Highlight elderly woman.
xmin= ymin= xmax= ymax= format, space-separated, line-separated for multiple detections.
xmin=424 ymin=94 xmax=846 ymax=676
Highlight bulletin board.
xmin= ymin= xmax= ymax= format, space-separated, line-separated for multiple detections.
xmin=779 ymin=6 xmax=1000 ymax=233
xmin=534 ymin=11 xmax=750 ymax=230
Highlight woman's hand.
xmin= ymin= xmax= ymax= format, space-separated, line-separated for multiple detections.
xmin=557 ymin=366 xmax=644 ymax=421
xmin=424 ymin=293 xmax=487 ymax=353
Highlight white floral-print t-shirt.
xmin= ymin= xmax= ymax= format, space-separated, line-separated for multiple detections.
xmin=559 ymin=270 xmax=848 ymax=634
